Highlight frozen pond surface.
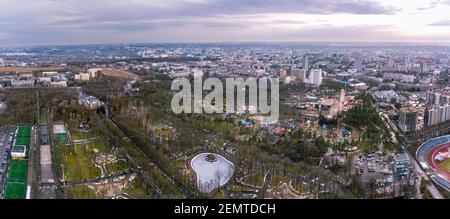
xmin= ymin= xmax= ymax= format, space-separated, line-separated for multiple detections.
xmin=191 ymin=153 xmax=235 ymax=193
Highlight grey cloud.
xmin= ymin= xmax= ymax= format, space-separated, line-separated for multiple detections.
xmin=416 ymin=0 xmax=441 ymax=10
xmin=178 ymin=0 xmax=399 ymax=15
xmin=428 ymin=20 xmax=450 ymax=26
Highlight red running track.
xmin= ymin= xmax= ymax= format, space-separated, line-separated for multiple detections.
xmin=425 ymin=142 xmax=450 ymax=182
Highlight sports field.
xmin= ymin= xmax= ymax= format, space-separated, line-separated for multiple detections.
xmin=17 ymin=125 xmax=32 ymax=137
xmin=55 ymin=133 xmax=67 ymax=144
xmin=3 ymin=160 xmax=29 ymax=199
xmin=440 ymin=158 xmax=450 ymax=173
xmin=7 ymin=160 xmax=28 ymax=183
xmin=3 ymin=183 xmax=27 ymax=199
xmin=14 ymin=125 xmax=31 ymax=149
xmin=14 ymin=136 xmax=30 ymax=148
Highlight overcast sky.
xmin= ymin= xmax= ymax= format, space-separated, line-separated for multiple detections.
xmin=1 ymin=0 xmax=450 ymax=46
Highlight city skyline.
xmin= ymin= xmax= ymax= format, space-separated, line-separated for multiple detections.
xmin=1 ymin=0 xmax=450 ymax=46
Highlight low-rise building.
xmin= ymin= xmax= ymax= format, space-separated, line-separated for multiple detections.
xmin=11 ymin=145 xmax=26 ymax=159
xmin=394 ymin=153 xmax=410 ymax=180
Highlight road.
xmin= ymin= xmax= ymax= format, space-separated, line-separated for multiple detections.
xmin=0 ymin=132 xmax=9 ymax=194
xmin=0 ymin=126 xmax=15 ymax=196
xmin=405 ymin=150 xmax=444 ymax=199
xmin=26 ymin=125 xmax=37 ymax=199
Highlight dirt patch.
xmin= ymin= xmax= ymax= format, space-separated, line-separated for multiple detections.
xmin=102 ymin=68 xmax=139 ymax=79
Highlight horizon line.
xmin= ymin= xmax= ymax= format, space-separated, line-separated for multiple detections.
xmin=2 ymin=40 xmax=450 ymax=49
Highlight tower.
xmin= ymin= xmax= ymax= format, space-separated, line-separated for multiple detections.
xmin=304 ymin=54 xmax=309 ymax=70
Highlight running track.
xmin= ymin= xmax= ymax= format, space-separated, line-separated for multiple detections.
xmin=425 ymin=142 xmax=450 ymax=183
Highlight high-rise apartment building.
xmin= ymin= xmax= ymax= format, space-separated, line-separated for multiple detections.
xmin=398 ymin=107 xmax=419 ymax=133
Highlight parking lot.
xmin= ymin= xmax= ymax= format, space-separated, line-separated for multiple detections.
xmin=353 ymin=151 xmax=392 ymax=175
xmin=0 ymin=126 xmax=16 ymax=195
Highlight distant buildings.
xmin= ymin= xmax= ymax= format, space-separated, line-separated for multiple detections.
xmin=283 ymin=75 xmax=297 ymax=84
xmin=425 ymin=89 xmax=450 ymax=127
xmin=87 ymin=68 xmax=102 ymax=78
xmin=304 ymin=54 xmax=309 ymax=70
xmin=425 ymin=104 xmax=450 ymax=127
xmin=374 ymin=90 xmax=398 ymax=103
xmin=42 ymin=71 xmax=58 ymax=77
xmin=74 ymin=68 xmax=102 ymax=81
xmin=292 ymin=68 xmax=307 ymax=82
xmin=426 ymin=89 xmax=450 ymax=106
xmin=11 ymin=79 xmax=34 ymax=88
xmin=354 ymin=57 xmax=363 ymax=71
xmin=420 ymin=59 xmax=428 ymax=73
xmin=383 ymin=72 xmax=416 ymax=83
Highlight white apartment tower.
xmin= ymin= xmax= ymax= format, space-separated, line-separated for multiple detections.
xmin=308 ymin=69 xmax=323 ymax=86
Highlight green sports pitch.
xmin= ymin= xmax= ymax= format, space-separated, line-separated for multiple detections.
xmin=3 ymin=183 xmax=27 ymax=199
xmin=14 ymin=136 xmax=30 ymax=148
xmin=3 ymin=160 xmax=28 ymax=199
xmin=7 ymin=160 xmax=28 ymax=183
xmin=14 ymin=125 xmax=32 ymax=149
xmin=440 ymin=158 xmax=450 ymax=173
xmin=16 ymin=125 xmax=32 ymax=137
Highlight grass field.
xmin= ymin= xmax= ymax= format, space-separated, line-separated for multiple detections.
xmin=17 ymin=125 xmax=32 ymax=137
xmin=55 ymin=133 xmax=67 ymax=144
xmin=56 ymin=140 xmax=111 ymax=181
xmin=105 ymin=160 xmax=129 ymax=174
xmin=3 ymin=160 xmax=29 ymax=199
xmin=14 ymin=136 xmax=30 ymax=148
xmin=64 ymin=184 xmax=99 ymax=199
xmin=14 ymin=125 xmax=31 ymax=149
xmin=69 ymin=129 xmax=97 ymax=141
xmin=7 ymin=160 xmax=28 ymax=183
xmin=439 ymin=158 xmax=450 ymax=173
xmin=3 ymin=183 xmax=27 ymax=199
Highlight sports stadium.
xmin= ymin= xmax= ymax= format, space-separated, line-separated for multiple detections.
xmin=416 ymin=135 xmax=450 ymax=191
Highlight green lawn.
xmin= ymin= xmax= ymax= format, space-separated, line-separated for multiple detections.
xmin=69 ymin=129 xmax=97 ymax=141
xmin=64 ymin=184 xmax=98 ymax=199
xmin=123 ymin=178 xmax=154 ymax=199
xmin=242 ymin=171 xmax=265 ymax=187
xmin=57 ymin=141 xmax=111 ymax=181
xmin=105 ymin=160 xmax=129 ymax=174
xmin=440 ymin=158 xmax=450 ymax=173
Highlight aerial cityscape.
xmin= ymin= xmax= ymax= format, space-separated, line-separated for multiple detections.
xmin=0 ymin=0 xmax=449 ymax=205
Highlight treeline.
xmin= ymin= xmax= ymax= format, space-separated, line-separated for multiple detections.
xmin=344 ymin=94 xmax=383 ymax=128
xmin=0 ymin=89 xmax=37 ymax=125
